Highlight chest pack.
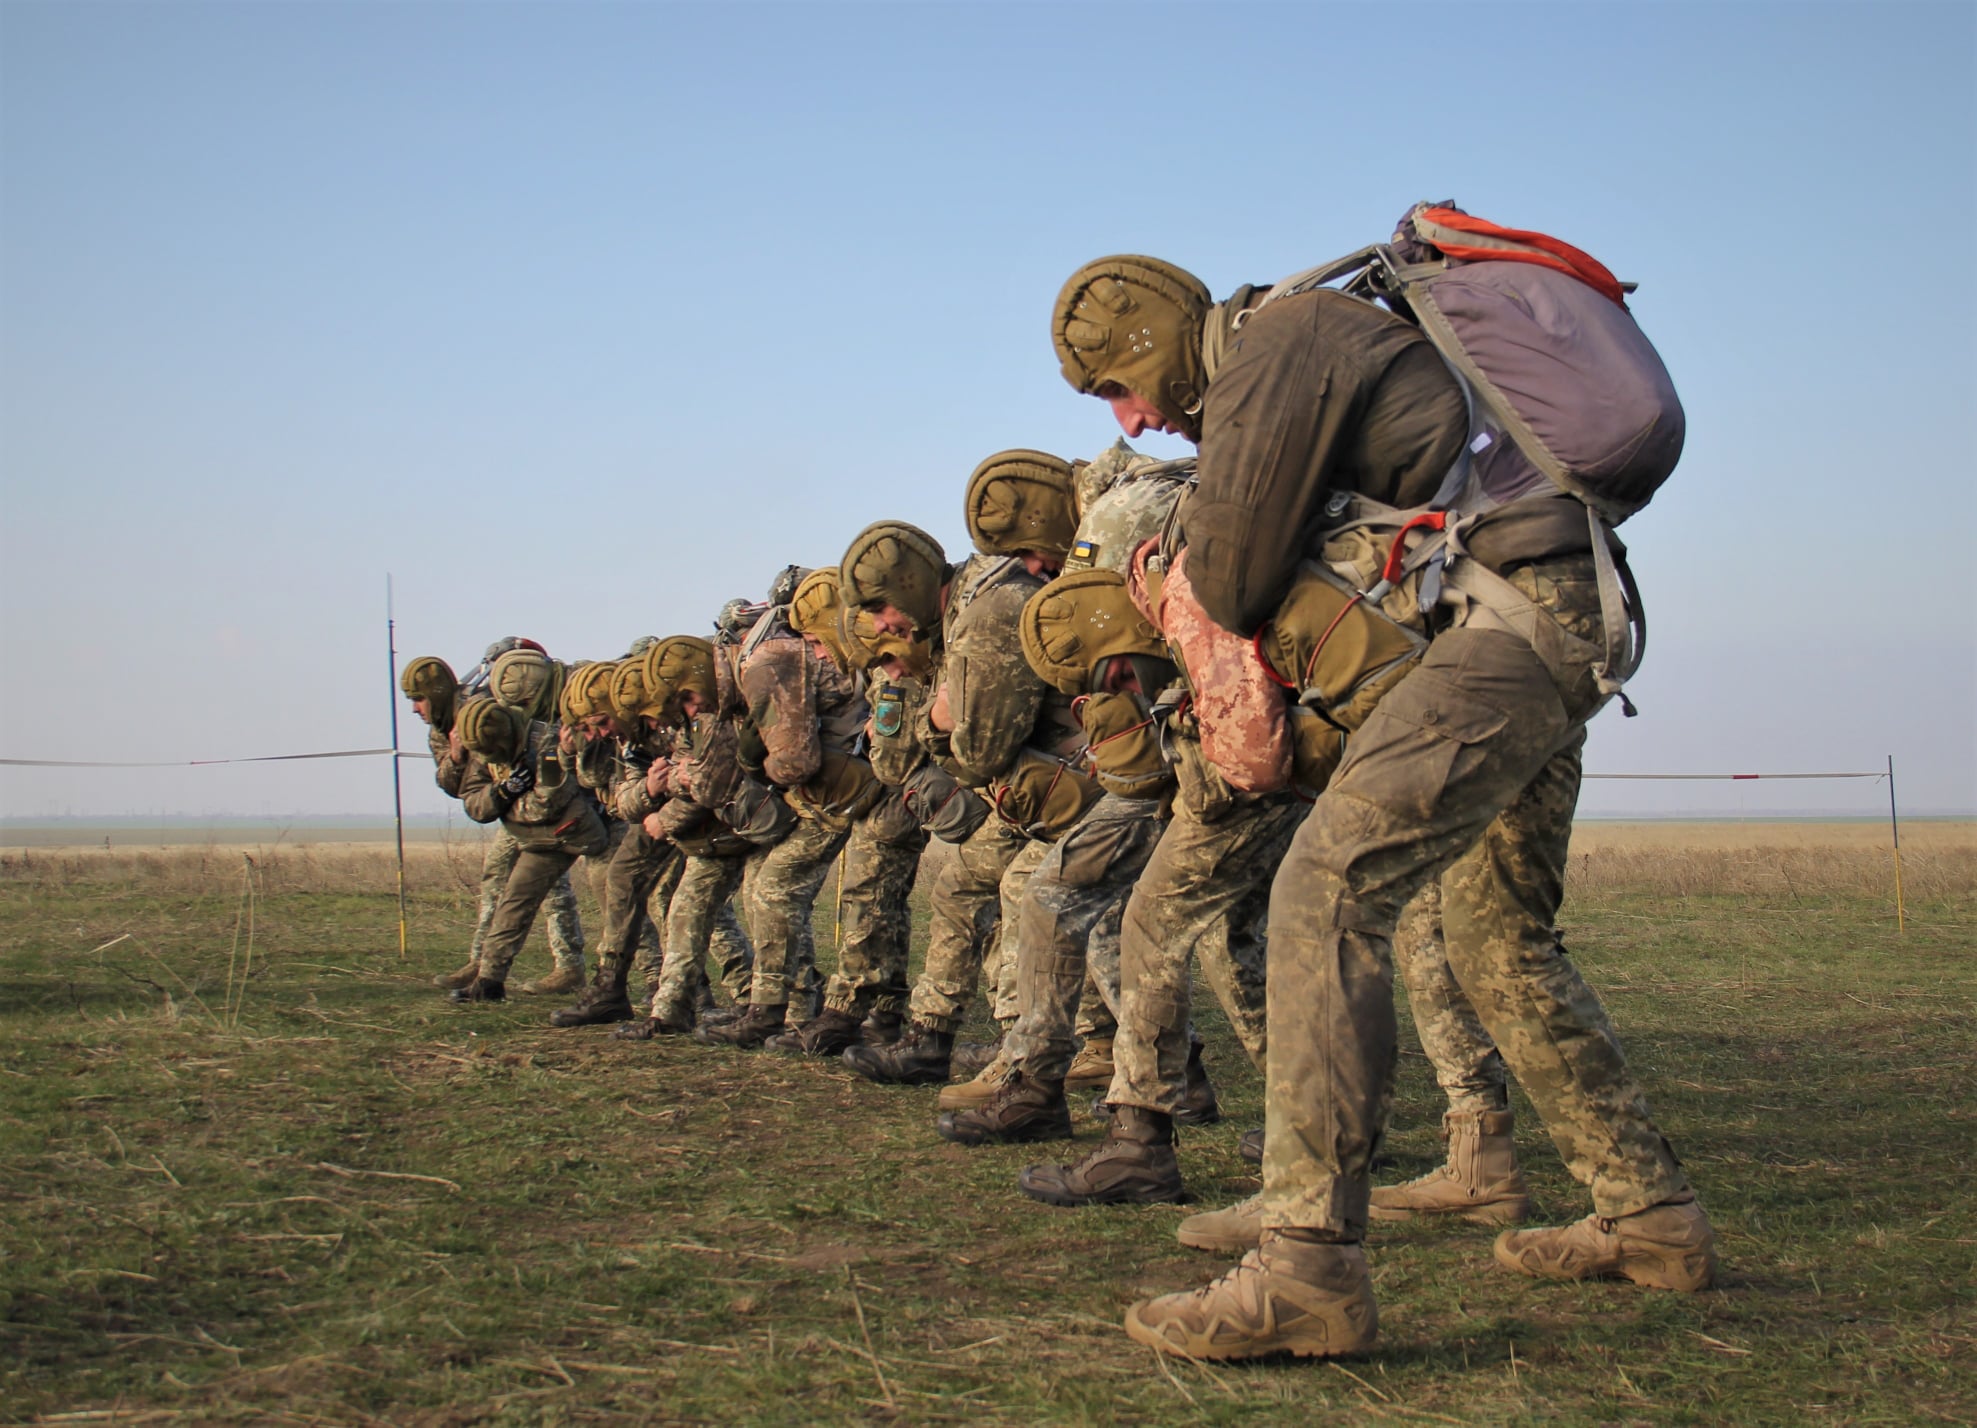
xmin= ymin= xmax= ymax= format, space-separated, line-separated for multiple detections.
xmin=1253 ymin=202 xmax=1682 ymax=705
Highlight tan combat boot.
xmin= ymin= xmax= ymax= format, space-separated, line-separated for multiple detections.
xmin=1493 ymin=1194 xmax=1717 ymax=1292
xmin=1370 ymin=1108 xmax=1532 ymax=1226
xmin=520 ymin=964 xmax=586 ymax=996
xmin=1064 ymin=1035 xmax=1116 ymax=1092
xmin=432 ymin=959 xmax=480 ymax=990
xmin=1124 ymin=1230 xmax=1378 ymax=1360
xmin=937 ymin=1047 xmax=1015 ymax=1111
xmin=1177 ymin=1192 xmax=1265 ymax=1253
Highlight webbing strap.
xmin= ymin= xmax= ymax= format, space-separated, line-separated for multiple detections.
xmin=1439 ymin=559 xmax=1606 ymax=699
xmin=1586 ymin=505 xmax=1646 ymax=696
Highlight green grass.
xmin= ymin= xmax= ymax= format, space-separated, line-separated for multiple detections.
xmin=1 ymin=844 xmax=1971 ymax=1424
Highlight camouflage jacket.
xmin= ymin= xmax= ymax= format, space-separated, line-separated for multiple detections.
xmin=921 ymin=554 xmax=1075 ymax=786
xmin=426 ymin=724 xmax=469 ymax=800
xmin=734 ymin=610 xmax=868 ymax=790
xmin=459 ymin=719 xmax=607 ymax=855
xmin=610 ymin=724 xmax=675 ymax=825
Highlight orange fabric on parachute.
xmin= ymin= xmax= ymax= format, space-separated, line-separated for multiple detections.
xmin=1127 ymin=541 xmax=1293 ymax=793
xmin=1415 ymin=205 xmax=1627 ymax=307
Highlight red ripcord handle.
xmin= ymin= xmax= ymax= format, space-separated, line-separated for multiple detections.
xmin=1382 ymin=511 xmax=1448 ymax=585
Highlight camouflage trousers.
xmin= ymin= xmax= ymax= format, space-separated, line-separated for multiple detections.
xmin=907 ymin=818 xmax=1029 ymax=1033
xmin=745 ymin=813 xmax=850 ymax=1013
xmin=1003 ymin=793 xmax=1169 ymax=1084
xmin=474 ymin=825 xmax=584 ymax=974
xmin=646 ymin=852 xmax=757 ymax=1021
xmin=591 ymin=822 xmax=669 ymax=977
xmin=1261 ymin=558 xmax=1691 ymax=1237
xmin=823 ymin=804 xmax=927 ymax=1018
xmin=1107 ymin=791 xmax=1304 ymax=1115
xmin=1392 ymin=880 xmax=1510 ymax=1117
xmin=477 ymin=846 xmax=582 ymax=984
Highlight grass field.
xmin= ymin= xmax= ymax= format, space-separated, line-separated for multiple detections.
xmin=2 ymin=823 xmax=1972 ymax=1425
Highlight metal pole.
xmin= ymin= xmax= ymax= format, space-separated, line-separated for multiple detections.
xmin=1887 ymin=754 xmax=1905 ymax=936
xmin=388 ymin=576 xmax=408 ymax=960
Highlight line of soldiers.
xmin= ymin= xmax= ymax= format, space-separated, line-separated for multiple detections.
xmin=398 ymin=236 xmax=1716 ymax=1364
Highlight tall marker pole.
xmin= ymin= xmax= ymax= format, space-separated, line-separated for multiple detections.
xmin=387 ymin=576 xmax=409 ymax=960
xmin=1887 ymin=754 xmax=1905 ymax=936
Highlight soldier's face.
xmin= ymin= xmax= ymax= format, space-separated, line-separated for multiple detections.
xmin=1098 ymin=382 xmax=1173 ymax=439
xmin=1019 ymin=551 xmax=1061 ymax=578
xmin=866 ymin=602 xmax=914 ymax=638
xmin=411 ymin=696 xmax=436 ymax=726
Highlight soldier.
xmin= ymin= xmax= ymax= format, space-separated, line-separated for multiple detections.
xmin=766 ymin=569 xmax=929 ymax=1055
xmin=696 ymin=575 xmax=897 ymax=1048
xmin=545 ymin=658 xmax=670 ymax=1027
xmin=399 ymin=656 xmax=482 ymax=985
xmin=1050 ymin=247 xmax=1713 ymax=1361
xmin=836 ymin=454 xmax=1093 ymax=1089
xmin=614 ymin=639 xmax=762 ymax=1037
xmin=929 ymin=569 xmax=1179 ymax=1148
xmin=449 ymin=696 xmax=608 ymax=1002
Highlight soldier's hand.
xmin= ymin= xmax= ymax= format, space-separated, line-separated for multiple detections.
xmin=928 ymin=681 xmax=954 ymax=733
xmin=646 ymin=759 xmax=672 ymax=797
xmin=641 ymin=812 xmax=668 ymax=841
xmin=557 ymin=724 xmax=579 ymax=754
xmin=447 ymin=729 xmax=467 ymax=762
xmin=499 ymin=762 xmax=537 ymax=798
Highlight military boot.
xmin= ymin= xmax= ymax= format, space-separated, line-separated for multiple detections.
xmin=1239 ymin=1128 xmax=1264 ymax=1165
xmin=614 ymin=1008 xmax=696 ymax=1040
xmin=1177 ymin=1040 xmax=1221 ymax=1125
xmin=1177 ymin=1192 xmax=1264 ymax=1253
xmin=936 ymin=1047 xmax=1015 ymax=1111
xmin=447 ymin=977 xmax=506 ymax=1004
xmin=859 ymin=1007 xmax=904 ymax=1046
xmin=936 ymin=1070 xmax=1072 ymax=1146
xmin=693 ymin=1003 xmax=787 ymax=1049
xmin=842 ymin=1023 xmax=954 ymax=1085
xmin=432 ymin=959 xmax=480 ymax=990
xmin=550 ymin=955 xmax=635 ymax=1028
xmin=950 ymin=1032 xmax=1005 ymax=1078
xmin=1064 ymin=1035 xmax=1116 ymax=1093
xmin=1371 ymin=1109 xmax=1531 ymax=1226
xmin=1018 ymin=1105 xmax=1186 ymax=1207
xmin=1493 ymin=1195 xmax=1717 ymax=1292
xmin=520 ymin=964 xmax=585 ymax=996
xmin=765 ymin=1006 xmax=865 ymax=1057
xmin=1124 ymin=1231 xmax=1378 ymax=1360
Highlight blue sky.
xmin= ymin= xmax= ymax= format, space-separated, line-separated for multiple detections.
xmin=2 ymin=0 xmax=1971 ymax=821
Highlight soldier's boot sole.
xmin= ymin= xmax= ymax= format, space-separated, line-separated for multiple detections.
xmin=432 ymin=960 xmax=480 ymax=991
xmin=1177 ymin=1193 xmax=1265 ymax=1253
xmin=1371 ymin=1192 xmax=1531 ymax=1226
xmin=1492 ymin=1199 xmax=1717 ymax=1292
xmin=1018 ymin=1141 xmax=1188 ymax=1207
xmin=935 ymin=1109 xmax=1073 ymax=1146
xmin=1123 ymin=1240 xmax=1377 ymax=1361
xmin=549 ymin=996 xmax=635 ymax=1028
xmin=841 ymin=1044 xmax=952 ymax=1086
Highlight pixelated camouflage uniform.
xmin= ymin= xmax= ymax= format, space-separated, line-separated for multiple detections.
xmin=822 ymin=791 xmax=927 ymax=1018
xmin=879 ymin=555 xmax=1087 ymax=1035
xmin=725 ymin=611 xmax=867 ymax=1016
xmin=641 ymin=707 xmax=766 ymax=1023
xmin=459 ymin=720 xmax=607 ymax=983
xmin=1000 ymin=789 xmax=1169 ymax=1083
xmin=571 ymin=728 xmax=665 ymax=974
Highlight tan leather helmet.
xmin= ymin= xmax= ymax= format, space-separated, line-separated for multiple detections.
xmin=458 ymin=696 xmax=529 ymax=766
xmin=399 ymin=656 xmax=458 ymax=729
xmin=1020 ymin=568 xmax=1168 ymax=696
xmin=1052 ymin=256 xmax=1213 ymax=441
xmin=640 ymin=636 xmax=717 ymax=716
xmin=839 ymin=521 xmax=949 ymax=635
xmin=964 ymin=449 xmax=1078 ymax=561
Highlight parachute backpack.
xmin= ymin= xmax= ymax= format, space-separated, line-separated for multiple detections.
xmin=1257 ymin=202 xmax=1683 ymax=706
